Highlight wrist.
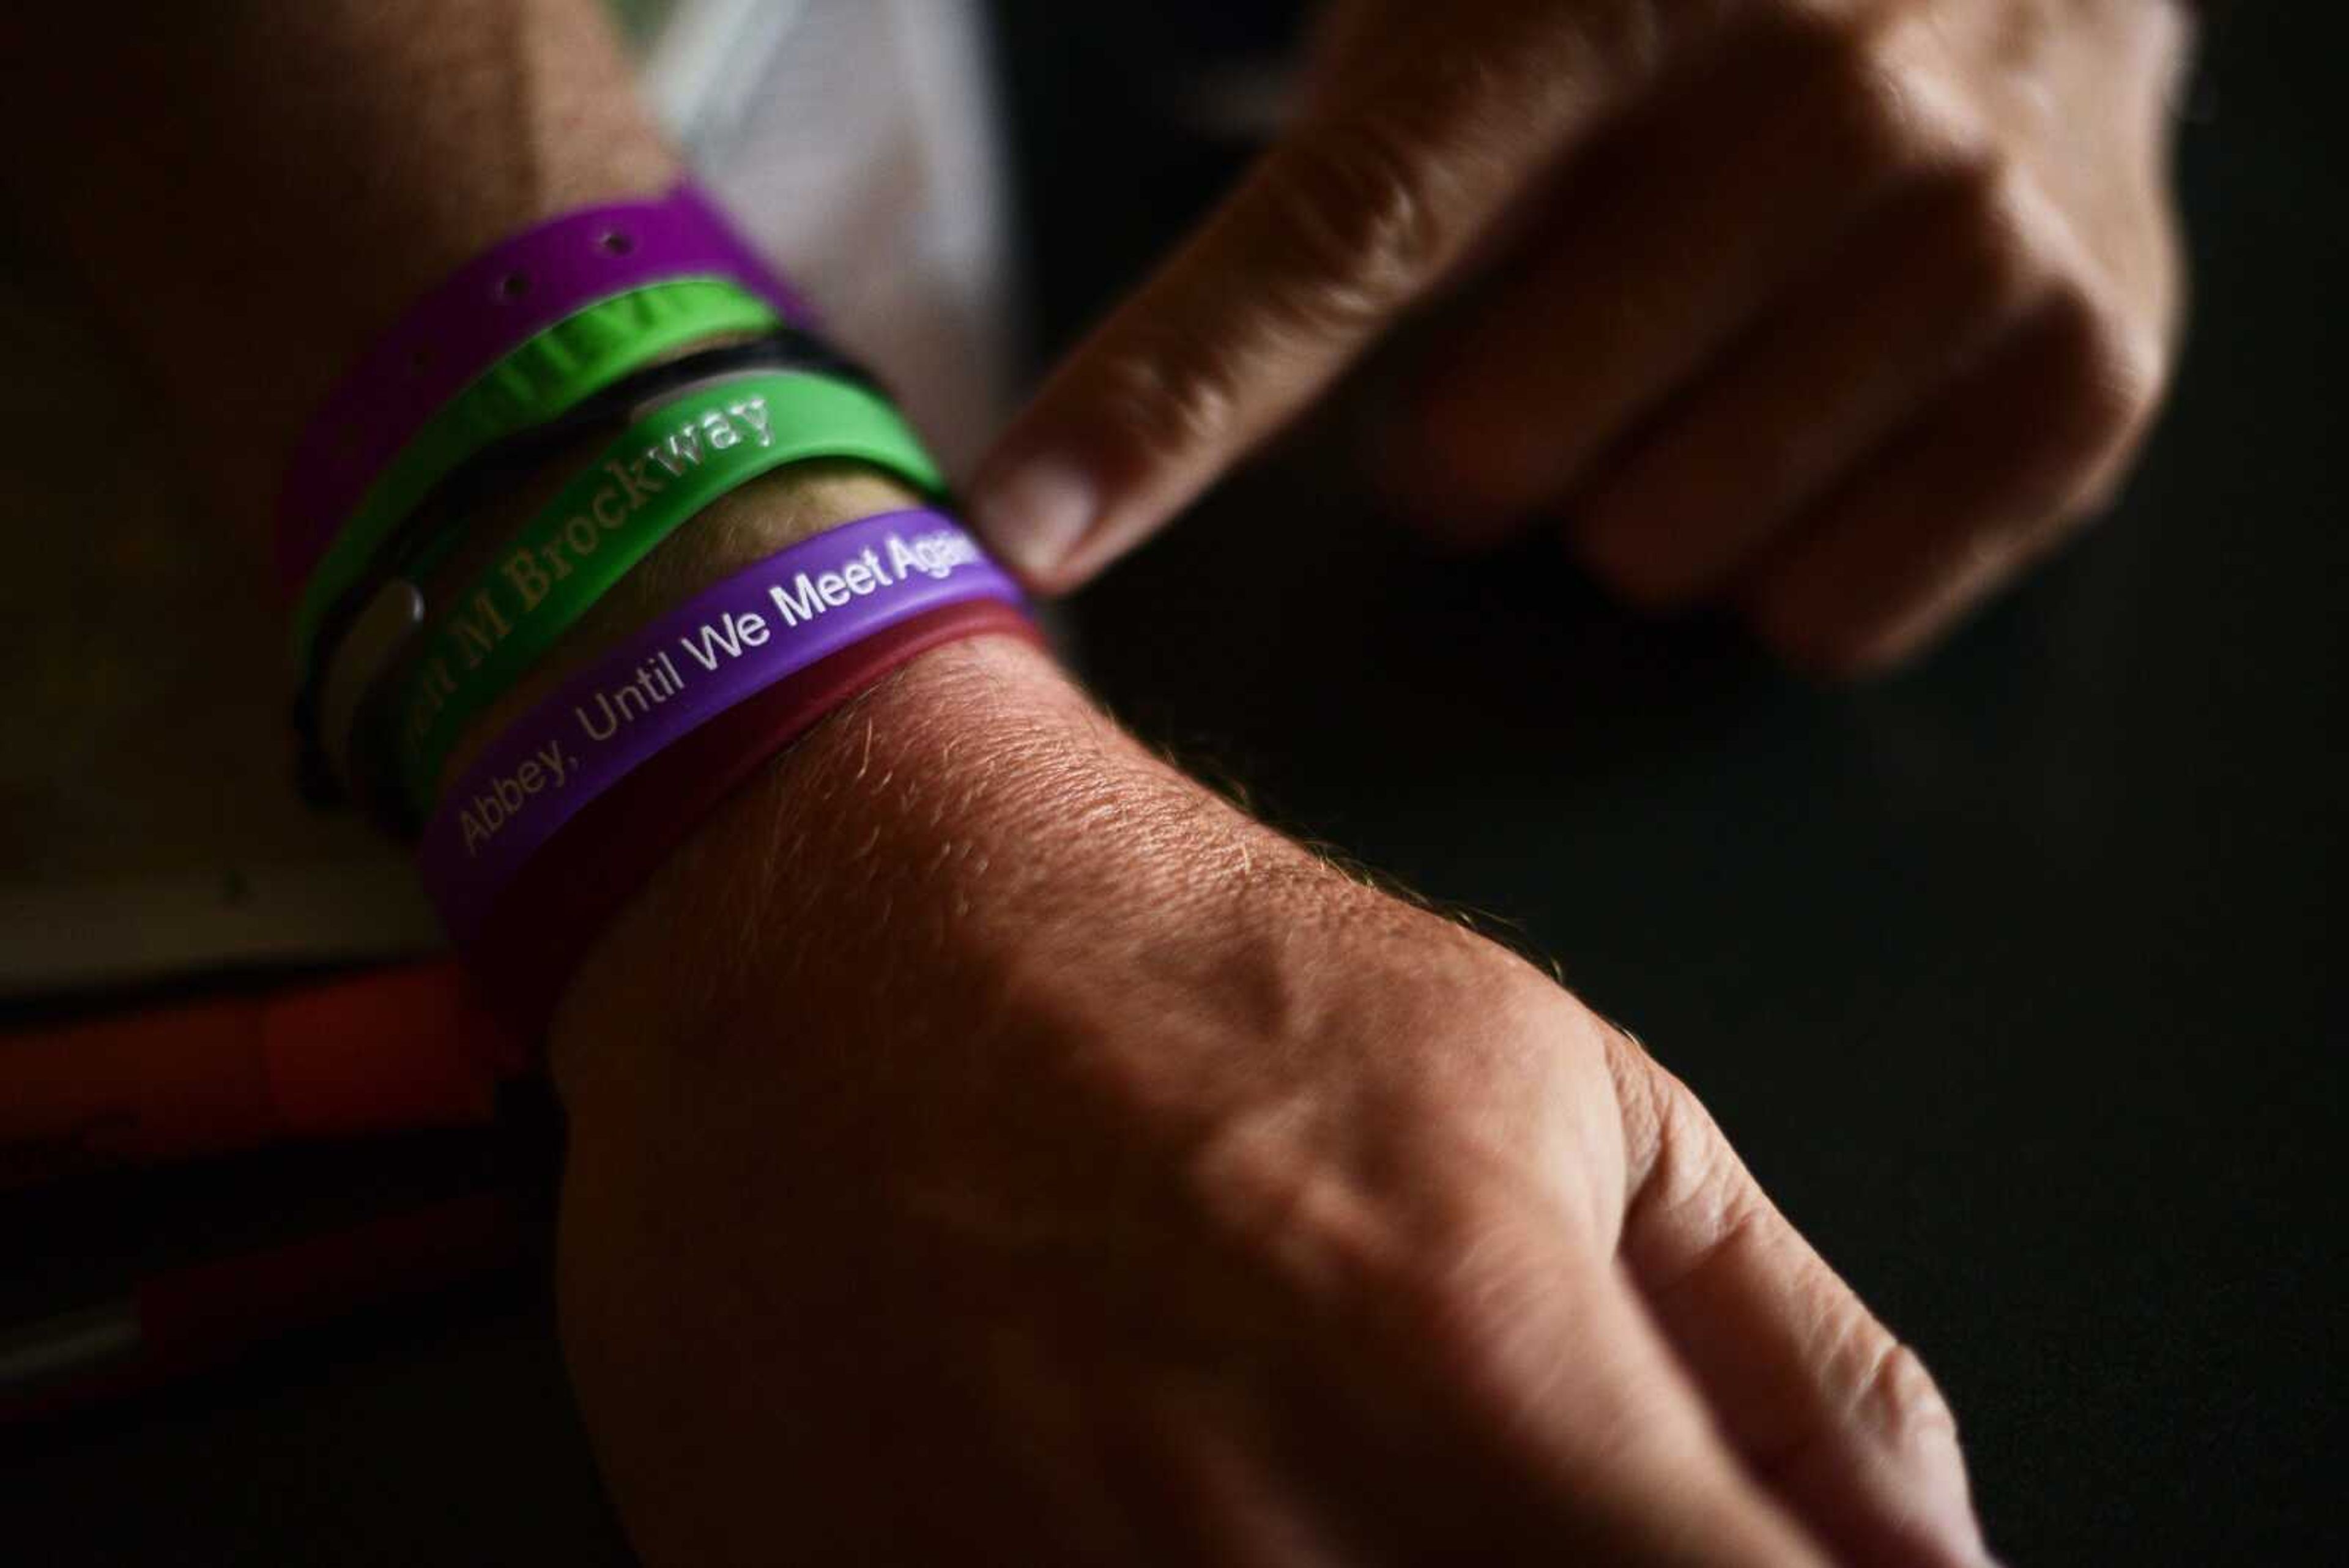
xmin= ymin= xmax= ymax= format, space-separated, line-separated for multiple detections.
xmin=535 ymin=613 xmax=1303 ymax=1116
xmin=416 ymin=455 xmax=1120 ymax=1079
xmin=538 ymin=630 xmax=1067 ymax=1092
xmin=2 ymin=0 xmax=681 ymax=535
xmin=417 ymin=461 xmax=1015 ymax=1041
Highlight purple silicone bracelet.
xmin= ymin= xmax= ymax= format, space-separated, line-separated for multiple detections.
xmin=278 ymin=184 xmax=812 ymax=590
xmin=415 ymin=510 xmax=1023 ymax=943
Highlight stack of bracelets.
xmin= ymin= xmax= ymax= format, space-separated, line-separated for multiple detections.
xmin=282 ymin=184 xmax=1037 ymax=1049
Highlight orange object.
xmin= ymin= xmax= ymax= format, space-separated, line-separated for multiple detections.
xmin=0 ymin=962 xmax=520 ymax=1189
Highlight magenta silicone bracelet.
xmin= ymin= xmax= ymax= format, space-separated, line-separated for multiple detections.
xmin=277 ymin=184 xmax=811 ymax=592
xmin=414 ymin=510 xmax=1023 ymax=943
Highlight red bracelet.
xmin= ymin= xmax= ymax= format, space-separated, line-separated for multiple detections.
xmin=461 ymin=598 xmax=1043 ymax=1041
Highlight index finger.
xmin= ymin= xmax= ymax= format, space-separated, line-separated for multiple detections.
xmin=970 ymin=2 xmax=1655 ymax=591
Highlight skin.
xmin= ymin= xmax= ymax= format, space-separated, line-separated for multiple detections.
xmin=4 ymin=2 xmax=1989 ymax=1561
xmin=971 ymin=0 xmax=2195 ymax=674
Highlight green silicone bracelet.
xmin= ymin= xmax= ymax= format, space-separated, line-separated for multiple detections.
xmin=291 ymin=278 xmax=782 ymax=677
xmin=390 ymin=368 xmax=944 ymax=815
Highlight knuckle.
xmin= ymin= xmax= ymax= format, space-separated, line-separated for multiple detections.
xmin=1853 ymin=1338 xmax=1962 ymax=1454
xmin=2033 ymin=281 xmax=2168 ymax=463
xmin=1083 ymin=333 xmax=1244 ymax=466
xmin=1751 ymin=1328 xmax=1965 ymax=1488
xmin=1803 ymin=20 xmax=1947 ymax=182
xmin=1621 ymin=1061 xmax=1762 ymax=1284
xmin=1365 ymin=1189 xmax=1591 ymax=1429
xmin=1832 ymin=51 xmax=1923 ymax=171
xmin=1931 ymin=157 xmax=2047 ymax=312
xmin=1597 ymin=1025 xmax=1679 ymax=1178
xmin=1184 ymin=1102 xmax=1404 ymax=1291
xmin=1264 ymin=115 xmax=1453 ymax=332
xmin=1185 ymin=1106 xmax=1565 ymax=1413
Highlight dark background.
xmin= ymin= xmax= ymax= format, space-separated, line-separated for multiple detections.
xmin=1003 ymin=8 xmax=2345 ymax=1561
xmin=4 ymin=5 xmax=2339 ymax=1563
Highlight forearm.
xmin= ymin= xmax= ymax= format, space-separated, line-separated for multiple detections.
xmin=0 ymin=0 xmax=675 ymax=537
xmin=543 ymin=618 xmax=1311 ymax=1108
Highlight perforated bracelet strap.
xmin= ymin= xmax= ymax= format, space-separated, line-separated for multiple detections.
xmin=415 ymin=510 xmax=1026 ymax=945
xmin=391 ymin=370 xmax=945 ymax=817
xmin=278 ymin=182 xmax=809 ymax=593
xmin=289 ymin=278 xmax=781 ymax=677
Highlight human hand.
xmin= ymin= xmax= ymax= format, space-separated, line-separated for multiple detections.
xmin=546 ymin=633 xmax=1989 ymax=1564
xmin=973 ymin=0 xmax=2193 ymax=673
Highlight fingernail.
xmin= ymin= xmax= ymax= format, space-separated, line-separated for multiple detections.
xmin=969 ymin=451 xmax=1096 ymax=588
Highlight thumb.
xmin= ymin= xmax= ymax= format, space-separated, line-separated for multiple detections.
xmin=1604 ymin=1028 xmax=1999 ymax=1567
xmin=968 ymin=8 xmax=1622 ymax=592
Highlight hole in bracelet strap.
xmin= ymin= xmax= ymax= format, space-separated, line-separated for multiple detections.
xmin=496 ymin=270 xmax=532 ymax=301
xmin=595 ymin=229 xmax=635 ymax=256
